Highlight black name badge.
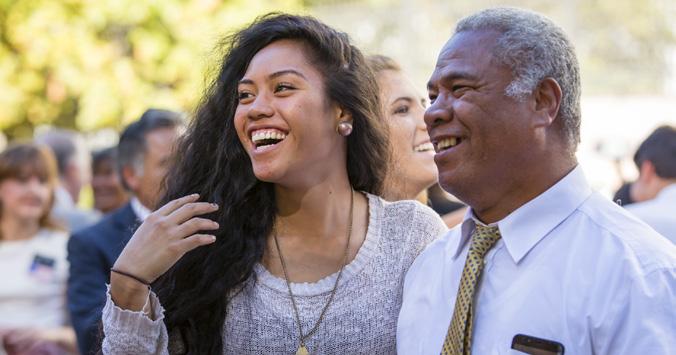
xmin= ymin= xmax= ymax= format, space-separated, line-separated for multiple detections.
xmin=512 ymin=334 xmax=565 ymax=355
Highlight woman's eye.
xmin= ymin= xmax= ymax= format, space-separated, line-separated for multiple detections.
xmin=393 ymin=105 xmax=410 ymax=115
xmin=274 ymin=83 xmax=294 ymax=93
xmin=237 ymin=92 xmax=253 ymax=101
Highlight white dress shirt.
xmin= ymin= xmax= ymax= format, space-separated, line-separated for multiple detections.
xmin=626 ymin=183 xmax=676 ymax=244
xmin=397 ymin=166 xmax=676 ymax=355
xmin=130 ymin=196 xmax=151 ymax=222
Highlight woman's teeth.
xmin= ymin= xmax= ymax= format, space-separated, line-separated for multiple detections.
xmin=251 ymin=130 xmax=287 ymax=148
xmin=436 ymin=137 xmax=461 ymax=151
xmin=414 ymin=142 xmax=435 ymax=152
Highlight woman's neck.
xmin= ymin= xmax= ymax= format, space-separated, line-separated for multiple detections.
xmin=1 ymin=216 xmax=40 ymax=241
xmin=274 ymin=179 xmax=354 ymax=240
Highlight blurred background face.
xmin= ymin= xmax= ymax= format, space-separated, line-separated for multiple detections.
xmin=92 ymin=156 xmax=127 ymax=213
xmin=0 ymin=175 xmax=51 ymax=223
xmin=378 ymin=69 xmax=437 ymax=198
xmin=130 ymin=127 xmax=179 ymax=210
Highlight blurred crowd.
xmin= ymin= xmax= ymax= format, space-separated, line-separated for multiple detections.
xmin=0 ymin=109 xmax=185 ymax=355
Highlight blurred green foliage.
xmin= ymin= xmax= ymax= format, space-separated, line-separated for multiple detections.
xmin=0 ymin=0 xmax=303 ymax=138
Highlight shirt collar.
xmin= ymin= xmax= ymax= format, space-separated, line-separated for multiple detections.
xmin=449 ymin=165 xmax=593 ymax=264
xmin=54 ymin=186 xmax=75 ymax=207
xmin=130 ymin=197 xmax=152 ymax=222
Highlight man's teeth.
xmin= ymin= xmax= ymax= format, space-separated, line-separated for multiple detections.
xmin=251 ymin=130 xmax=287 ymax=144
xmin=414 ymin=142 xmax=434 ymax=152
xmin=436 ymin=137 xmax=460 ymax=150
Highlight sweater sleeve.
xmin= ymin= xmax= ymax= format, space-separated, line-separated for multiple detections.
xmin=101 ymin=285 xmax=169 ymax=355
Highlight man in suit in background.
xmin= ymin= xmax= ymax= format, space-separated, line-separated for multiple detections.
xmin=67 ymin=109 xmax=184 ymax=354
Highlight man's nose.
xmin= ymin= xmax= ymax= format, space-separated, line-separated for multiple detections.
xmin=247 ymin=94 xmax=274 ymax=120
xmin=424 ymin=95 xmax=452 ymax=130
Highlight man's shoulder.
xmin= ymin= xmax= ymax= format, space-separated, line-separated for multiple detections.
xmin=575 ymin=192 xmax=676 ymax=272
xmin=70 ymin=204 xmax=136 ymax=244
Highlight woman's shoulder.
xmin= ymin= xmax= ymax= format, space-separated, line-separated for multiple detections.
xmin=367 ymin=193 xmax=444 ymax=224
xmin=366 ymin=193 xmax=447 ymax=243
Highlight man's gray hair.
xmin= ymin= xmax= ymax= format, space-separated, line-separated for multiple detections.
xmin=34 ymin=128 xmax=89 ymax=178
xmin=456 ymin=7 xmax=581 ymax=148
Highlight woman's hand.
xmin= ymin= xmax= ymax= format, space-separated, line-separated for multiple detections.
xmin=111 ymin=194 xmax=219 ymax=311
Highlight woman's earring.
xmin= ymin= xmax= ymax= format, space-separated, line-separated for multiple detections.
xmin=337 ymin=122 xmax=353 ymax=136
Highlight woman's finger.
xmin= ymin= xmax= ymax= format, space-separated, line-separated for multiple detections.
xmin=155 ymin=193 xmax=200 ymax=216
xmin=175 ymin=234 xmax=217 ymax=254
xmin=174 ymin=218 xmax=219 ymax=239
xmin=168 ymin=202 xmax=219 ymax=225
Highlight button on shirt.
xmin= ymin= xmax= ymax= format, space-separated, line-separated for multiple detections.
xmin=626 ymin=183 xmax=676 ymax=244
xmin=397 ymin=166 xmax=676 ymax=354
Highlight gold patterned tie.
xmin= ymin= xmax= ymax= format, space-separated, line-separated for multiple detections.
xmin=441 ymin=224 xmax=502 ymax=355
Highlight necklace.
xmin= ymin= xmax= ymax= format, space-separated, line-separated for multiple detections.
xmin=273 ymin=188 xmax=355 ymax=355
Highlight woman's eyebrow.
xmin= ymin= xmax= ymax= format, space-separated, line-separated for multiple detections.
xmin=238 ymin=69 xmax=308 ymax=85
xmin=268 ymin=69 xmax=307 ymax=81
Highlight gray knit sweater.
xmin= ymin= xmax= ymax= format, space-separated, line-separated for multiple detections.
xmin=101 ymin=194 xmax=447 ymax=354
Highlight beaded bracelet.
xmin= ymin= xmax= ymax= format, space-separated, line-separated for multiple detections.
xmin=110 ymin=268 xmax=151 ymax=288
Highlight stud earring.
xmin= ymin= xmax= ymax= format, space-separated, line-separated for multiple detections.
xmin=337 ymin=122 xmax=353 ymax=136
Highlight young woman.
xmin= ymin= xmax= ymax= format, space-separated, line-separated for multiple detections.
xmin=102 ymin=14 xmax=447 ymax=354
xmin=369 ymin=55 xmax=465 ymax=227
xmin=0 ymin=144 xmax=77 ymax=355
xmin=368 ymin=55 xmax=438 ymax=202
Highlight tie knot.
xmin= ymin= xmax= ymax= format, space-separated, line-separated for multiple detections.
xmin=469 ymin=224 xmax=501 ymax=257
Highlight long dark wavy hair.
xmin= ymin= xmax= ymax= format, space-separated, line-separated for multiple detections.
xmin=152 ymin=13 xmax=389 ymax=354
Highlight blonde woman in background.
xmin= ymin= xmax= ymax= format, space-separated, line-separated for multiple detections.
xmin=368 ymin=54 xmax=465 ymax=227
xmin=0 ymin=144 xmax=77 ymax=355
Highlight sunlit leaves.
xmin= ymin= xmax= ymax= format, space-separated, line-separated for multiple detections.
xmin=0 ymin=0 xmax=303 ymax=138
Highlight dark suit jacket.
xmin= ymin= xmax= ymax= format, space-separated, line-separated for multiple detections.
xmin=67 ymin=203 xmax=140 ymax=355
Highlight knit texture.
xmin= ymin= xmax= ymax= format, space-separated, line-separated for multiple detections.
xmin=102 ymin=194 xmax=447 ymax=354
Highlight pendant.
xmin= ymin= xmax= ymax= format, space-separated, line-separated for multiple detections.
xmin=296 ymin=345 xmax=309 ymax=355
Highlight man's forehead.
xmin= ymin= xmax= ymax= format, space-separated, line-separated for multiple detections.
xmin=437 ymin=30 xmax=500 ymax=64
xmin=427 ymin=30 xmax=502 ymax=84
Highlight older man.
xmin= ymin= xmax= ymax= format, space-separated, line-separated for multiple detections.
xmin=397 ymin=8 xmax=676 ymax=355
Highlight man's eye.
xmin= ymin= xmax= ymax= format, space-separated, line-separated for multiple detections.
xmin=428 ymin=94 xmax=437 ymax=104
xmin=452 ymin=85 xmax=470 ymax=94
xmin=393 ymin=105 xmax=410 ymax=115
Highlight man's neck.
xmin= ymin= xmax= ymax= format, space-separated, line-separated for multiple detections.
xmin=473 ymin=159 xmax=577 ymax=224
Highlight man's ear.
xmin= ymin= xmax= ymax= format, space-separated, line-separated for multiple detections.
xmin=121 ymin=165 xmax=139 ymax=192
xmin=638 ymin=160 xmax=657 ymax=183
xmin=532 ymin=77 xmax=562 ymax=128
